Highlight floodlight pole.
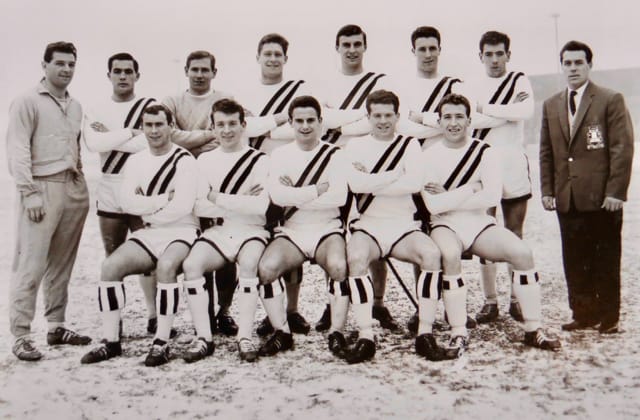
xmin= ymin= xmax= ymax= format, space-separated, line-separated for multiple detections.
xmin=551 ymin=13 xmax=561 ymax=88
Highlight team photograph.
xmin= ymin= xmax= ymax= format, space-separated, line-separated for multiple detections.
xmin=1 ymin=0 xmax=638 ymax=418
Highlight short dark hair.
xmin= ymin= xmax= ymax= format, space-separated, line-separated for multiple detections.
xmin=437 ymin=93 xmax=471 ymax=118
xmin=43 ymin=41 xmax=77 ymax=63
xmin=335 ymin=24 xmax=367 ymax=48
xmin=257 ymin=33 xmax=289 ymax=56
xmin=143 ymin=104 xmax=173 ymax=126
xmin=560 ymin=40 xmax=593 ymax=64
xmin=479 ymin=31 xmax=510 ymax=53
xmin=288 ymin=95 xmax=322 ymax=119
xmin=411 ymin=26 xmax=441 ymax=49
xmin=108 ymin=52 xmax=139 ymax=73
xmin=366 ymin=90 xmax=399 ymax=114
xmin=211 ymin=98 xmax=246 ymax=125
xmin=185 ymin=50 xmax=216 ymax=70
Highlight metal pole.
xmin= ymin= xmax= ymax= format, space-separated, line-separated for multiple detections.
xmin=551 ymin=13 xmax=562 ymax=88
xmin=385 ymin=258 xmax=418 ymax=309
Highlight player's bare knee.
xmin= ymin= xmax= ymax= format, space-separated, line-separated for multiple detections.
xmin=155 ymin=258 xmax=180 ymax=283
xmin=325 ymin=256 xmax=347 ymax=281
xmin=509 ymin=243 xmax=534 ymax=270
xmin=238 ymin=260 xmax=259 ymax=279
xmin=257 ymin=271 xmax=277 ymax=286
xmin=181 ymin=256 xmax=202 ymax=281
xmin=442 ymin=259 xmax=462 ymax=274
xmin=439 ymin=246 xmax=460 ymax=267
xmin=347 ymin=251 xmax=369 ymax=277
xmin=440 ymin=249 xmax=462 ymax=274
xmin=100 ymin=257 xmax=122 ymax=282
xmin=258 ymin=257 xmax=279 ymax=284
xmin=417 ymin=245 xmax=441 ymax=270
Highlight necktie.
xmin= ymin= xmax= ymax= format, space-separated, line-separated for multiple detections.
xmin=569 ymin=90 xmax=577 ymax=116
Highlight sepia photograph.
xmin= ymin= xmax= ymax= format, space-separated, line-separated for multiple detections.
xmin=0 ymin=0 xmax=638 ymax=418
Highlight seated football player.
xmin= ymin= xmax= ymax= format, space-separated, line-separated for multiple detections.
xmin=343 ymin=89 xmax=442 ymax=363
xmin=81 ymin=105 xmax=204 ymax=367
xmin=182 ymin=99 xmax=270 ymax=362
xmin=420 ymin=93 xmax=561 ymax=359
xmin=257 ymin=95 xmax=348 ymax=357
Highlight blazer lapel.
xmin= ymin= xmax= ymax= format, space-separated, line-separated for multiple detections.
xmin=569 ymin=83 xmax=595 ymax=145
xmin=557 ymin=90 xmax=570 ymax=143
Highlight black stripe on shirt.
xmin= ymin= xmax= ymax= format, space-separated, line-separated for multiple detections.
xmin=273 ymin=80 xmax=305 ymax=114
xmin=352 ymin=74 xmax=385 ymax=109
xmin=284 ymin=146 xmax=339 ymax=221
xmin=157 ymin=151 xmax=190 ymax=195
xmin=421 ymin=77 xmax=450 ymax=112
xmin=355 ymin=136 xmax=412 ymax=214
xmin=219 ymin=149 xmax=255 ymax=193
xmin=229 ymin=152 xmax=266 ymax=195
xmin=260 ymin=80 xmax=294 ymax=116
xmin=339 ymin=72 xmax=374 ymax=109
xmin=145 ymin=148 xmax=183 ymax=196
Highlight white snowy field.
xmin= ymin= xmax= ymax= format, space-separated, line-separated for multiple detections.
xmin=0 ymin=145 xmax=638 ymax=419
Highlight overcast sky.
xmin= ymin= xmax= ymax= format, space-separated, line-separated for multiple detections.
xmin=1 ymin=0 xmax=638 ymax=116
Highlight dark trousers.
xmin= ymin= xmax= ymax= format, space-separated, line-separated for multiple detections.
xmin=557 ymin=208 xmax=622 ymax=324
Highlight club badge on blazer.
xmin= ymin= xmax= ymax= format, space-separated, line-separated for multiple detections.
xmin=586 ymin=124 xmax=605 ymax=150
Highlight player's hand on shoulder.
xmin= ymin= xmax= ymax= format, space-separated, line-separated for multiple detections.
xmin=23 ymin=192 xmax=45 ymax=223
xmin=205 ymin=131 xmax=218 ymax=142
xmin=197 ymin=140 xmax=219 ymax=155
xmin=279 ymin=175 xmax=293 ymax=186
xmin=541 ymin=195 xmax=556 ymax=211
xmin=408 ymin=111 xmax=423 ymax=124
xmin=602 ymin=196 xmax=624 ymax=212
xmin=273 ymin=112 xmax=289 ymax=126
xmin=424 ymin=182 xmax=445 ymax=195
xmin=316 ymin=182 xmax=329 ymax=196
xmin=90 ymin=121 xmax=108 ymax=132
xmin=352 ymin=162 xmax=367 ymax=173
xmin=245 ymin=184 xmax=263 ymax=196
xmin=513 ymin=92 xmax=529 ymax=103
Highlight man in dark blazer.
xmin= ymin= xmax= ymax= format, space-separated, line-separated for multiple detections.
xmin=539 ymin=40 xmax=634 ymax=333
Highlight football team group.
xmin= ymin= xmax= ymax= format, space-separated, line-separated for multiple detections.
xmin=6 ymin=24 xmax=633 ymax=367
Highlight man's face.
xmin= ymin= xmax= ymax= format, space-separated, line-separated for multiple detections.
xmin=337 ymin=34 xmax=366 ymax=69
xmin=413 ymin=37 xmax=440 ymax=76
xmin=142 ymin=112 xmax=172 ymax=151
xmin=257 ymin=42 xmax=287 ymax=79
xmin=561 ymin=50 xmax=592 ymax=90
xmin=185 ymin=57 xmax=215 ymax=95
xmin=368 ymin=103 xmax=399 ymax=140
xmin=479 ymin=43 xmax=510 ymax=78
xmin=42 ymin=52 xmax=76 ymax=90
xmin=290 ymin=107 xmax=322 ymax=145
xmin=212 ymin=111 xmax=245 ymax=150
xmin=108 ymin=59 xmax=139 ymax=98
xmin=439 ymin=103 xmax=470 ymax=144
